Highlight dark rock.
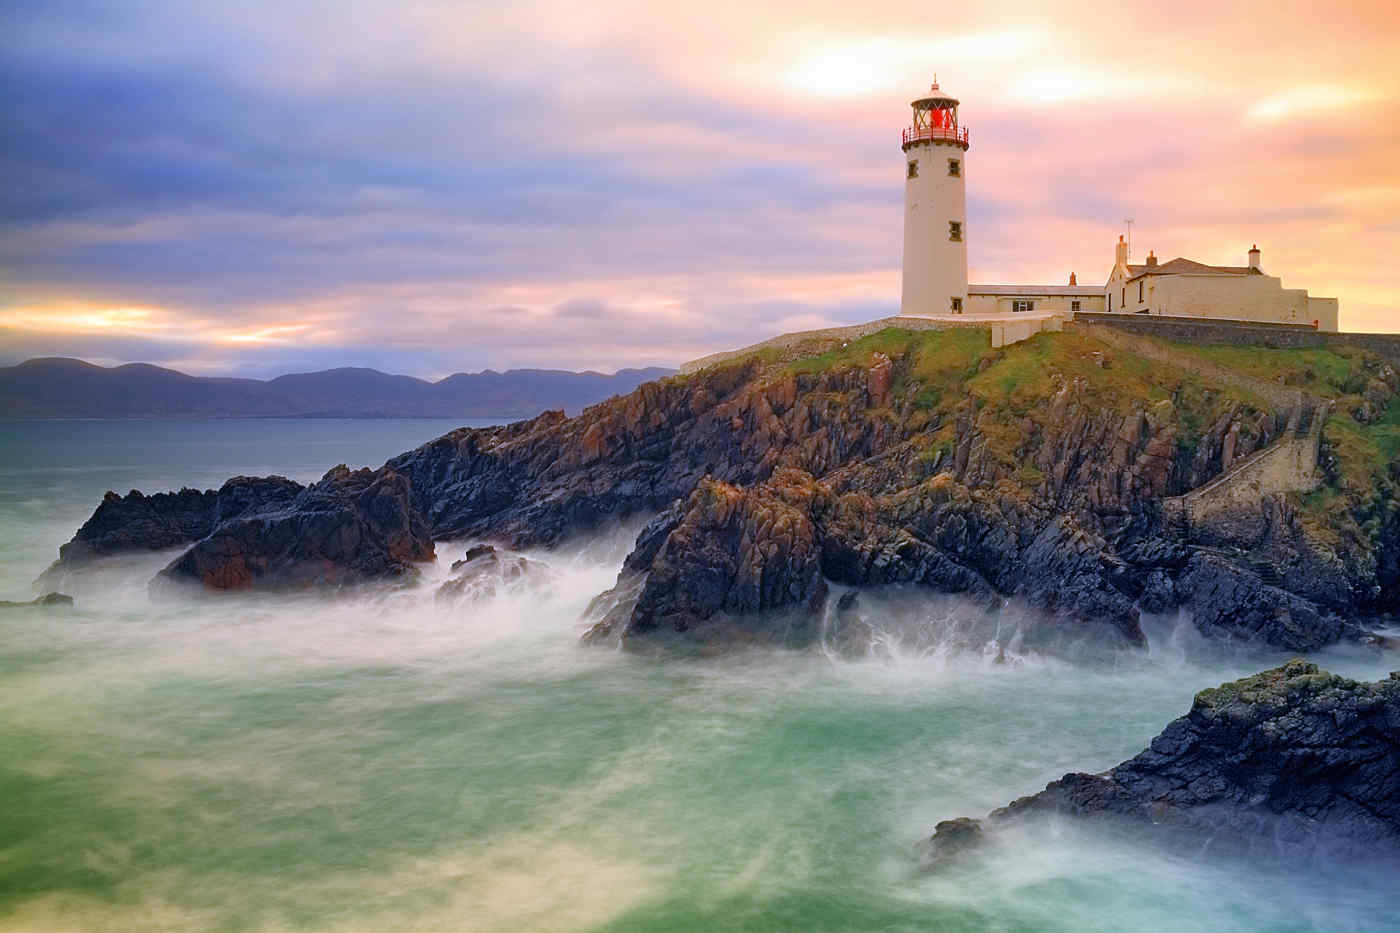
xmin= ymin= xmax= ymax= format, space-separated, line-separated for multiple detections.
xmin=437 ymin=545 xmax=554 ymax=602
xmin=934 ymin=661 xmax=1400 ymax=862
xmin=56 ymin=487 xmax=218 ymax=565
xmin=46 ymin=475 xmax=304 ymax=574
xmin=824 ymin=590 xmax=876 ymax=656
xmin=450 ymin=544 xmax=498 ymax=572
xmin=1177 ymin=552 xmax=1361 ymax=651
xmin=45 ymin=330 xmax=1399 ymax=646
xmin=0 ymin=592 xmax=73 ymax=609
xmin=926 ymin=817 xmax=985 ymax=866
xmin=159 ymin=465 xmax=433 ymax=590
xmin=584 ymin=471 xmax=828 ymax=650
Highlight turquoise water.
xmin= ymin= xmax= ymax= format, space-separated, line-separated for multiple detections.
xmin=0 ymin=420 xmax=1396 ymax=931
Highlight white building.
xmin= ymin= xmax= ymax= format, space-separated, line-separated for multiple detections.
xmin=1104 ymin=237 xmax=1339 ymax=331
xmin=965 ymin=277 xmax=1104 ymax=316
xmin=898 ymin=78 xmax=1339 ymax=334
xmin=899 ymin=80 xmax=969 ymax=317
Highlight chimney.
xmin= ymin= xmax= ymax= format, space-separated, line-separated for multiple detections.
xmin=1115 ymin=235 xmax=1128 ymax=266
xmin=1248 ymin=244 xmax=1261 ymax=272
xmin=1145 ymin=250 xmax=1157 ymax=268
xmin=1069 ymin=272 xmax=1077 ymax=286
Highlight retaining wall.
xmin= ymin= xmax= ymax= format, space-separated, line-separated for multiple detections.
xmin=1072 ymin=313 xmax=1400 ymax=366
xmin=1163 ymin=416 xmax=1325 ymax=532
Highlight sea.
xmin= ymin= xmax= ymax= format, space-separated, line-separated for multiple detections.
xmin=0 ymin=418 xmax=1396 ymax=932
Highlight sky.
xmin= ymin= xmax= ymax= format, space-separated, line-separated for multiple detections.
xmin=2 ymin=0 xmax=1398 ymax=378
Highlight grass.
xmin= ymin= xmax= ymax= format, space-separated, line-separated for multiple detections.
xmin=770 ymin=327 xmax=1275 ymax=481
xmin=1163 ymin=342 xmax=1373 ymax=399
xmin=784 ymin=327 xmax=990 ymax=381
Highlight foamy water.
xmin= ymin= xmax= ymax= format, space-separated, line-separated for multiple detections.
xmin=1 ymin=420 xmax=1397 ymax=931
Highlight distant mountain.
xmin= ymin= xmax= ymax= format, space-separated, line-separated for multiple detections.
xmin=0 ymin=358 xmax=676 ymax=419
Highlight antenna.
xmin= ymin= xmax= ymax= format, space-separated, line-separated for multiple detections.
xmin=1123 ymin=218 xmax=1134 ymax=260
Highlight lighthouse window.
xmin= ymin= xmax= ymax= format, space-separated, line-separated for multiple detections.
xmin=947 ymin=159 xmax=960 ymax=177
xmin=950 ymin=297 xmax=963 ymax=313
xmin=907 ymin=161 xmax=918 ymax=179
xmin=948 ymin=221 xmax=962 ymax=241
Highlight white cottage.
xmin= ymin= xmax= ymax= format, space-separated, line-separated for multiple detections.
xmin=1104 ymin=237 xmax=1339 ymax=331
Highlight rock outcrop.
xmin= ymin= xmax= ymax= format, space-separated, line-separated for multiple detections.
xmin=159 ymin=466 xmax=433 ymax=590
xmin=584 ymin=471 xmax=829 ymax=648
xmin=44 ymin=328 xmax=1400 ymax=637
xmin=585 ymin=468 xmax=1146 ymax=652
xmin=436 ymin=544 xmax=553 ymax=603
xmin=0 ymin=592 xmax=73 ymax=609
xmin=57 ymin=487 xmax=219 ymax=565
xmin=929 ymin=661 xmax=1400 ymax=862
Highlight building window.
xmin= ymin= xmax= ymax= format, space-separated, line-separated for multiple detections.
xmin=907 ymin=161 xmax=918 ymax=179
xmin=1121 ymin=287 xmax=1126 ymax=307
xmin=1138 ymin=281 xmax=1144 ymax=302
xmin=947 ymin=159 xmax=960 ymax=177
xmin=1012 ymin=299 xmax=1034 ymax=312
xmin=1108 ymin=293 xmax=1112 ymax=311
xmin=1071 ymin=300 xmax=1081 ymax=313
xmin=950 ymin=297 xmax=962 ymax=313
xmin=949 ymin=221 xmax=962 ymax=241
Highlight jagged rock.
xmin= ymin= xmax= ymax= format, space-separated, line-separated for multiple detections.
xmin=584 ymin=472 xmax=828 ymax=649
xmin=47 ymin=475 xmax=304 ymax=571
xmin=159 ymin=465 xmax=433 ymax=590
xmin=926 ymin=817 xmax=984 ymax=866
xmin=436 ymin=545 xmax=553 ymax=602
xmin=0 ymin=592 xmax=73 ymax=609
xmin=56 ymin=487 xmax=218 ymax=565
xmin=931 ymin=661 xmax=1400 ymax=862
xmin=1176 ymin=552 xmax=1360 ymax=651
xmin=46 ymin=329 xmax=1400 ymax=644
xmin=586 ymin=469 xmax=1147 ymax=653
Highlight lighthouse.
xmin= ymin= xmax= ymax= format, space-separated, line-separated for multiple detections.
xmin=900 ymin=79 xmax=970 ymax=316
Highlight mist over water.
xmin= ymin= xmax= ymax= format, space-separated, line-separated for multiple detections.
xmin=2 ymin=420 xmax=1397 ymax=931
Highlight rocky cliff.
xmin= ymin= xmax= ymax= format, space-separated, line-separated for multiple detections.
xmin=929 ymin=660 xmax=1400 ymax=862
xmin=44 ymin=327 xmax=1400 ymax=652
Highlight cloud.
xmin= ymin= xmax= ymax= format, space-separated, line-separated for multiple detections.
xmin=2 ymin=0 xmax=1398 ymax=380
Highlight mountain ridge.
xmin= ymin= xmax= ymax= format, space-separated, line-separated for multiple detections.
xmin=0 ymin=357 xmax=676 ymax=419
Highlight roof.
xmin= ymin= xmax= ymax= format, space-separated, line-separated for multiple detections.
xmin=968 ymin=284 xmax=1103 ymax=297
xmin=1126 ymin=258 xmax=1255 ymax=280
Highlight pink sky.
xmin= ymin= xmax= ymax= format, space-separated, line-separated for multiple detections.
xmin=2 ymin=0 xmax=1397 ymax=376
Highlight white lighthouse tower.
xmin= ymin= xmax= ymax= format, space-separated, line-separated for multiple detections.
xmin=900 ymin=79 xmax=970 ymax=317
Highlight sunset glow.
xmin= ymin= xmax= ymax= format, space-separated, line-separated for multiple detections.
xmin=2 ymin=0 xmax=1398 ymax=376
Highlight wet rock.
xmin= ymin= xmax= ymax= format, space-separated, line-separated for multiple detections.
xmin=436 ymin=545 xmax=554 ymax=603
xmin=1177 ymin=552 xmax=1360 ymax=651
xmin=925 ymin=817 xmax=985 ymax=866
xmin=159 ymin=465 xmax=433 ymax=590
xmin=584 ymin=471 xmax=828 ymax=649
xmin=48 ymin=475 xmax=305 ymax=571
xmin=48 ymin=330 xmax=1399 ymax=649
xmin=933 ymin=661 xmax=1400 ymax=862
xmin=56 ymin=487 xmax=218 ymax=566
xmin=0 ymin=592 xmax=73 ymax=609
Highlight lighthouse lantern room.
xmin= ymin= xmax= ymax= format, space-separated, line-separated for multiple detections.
xmin=900 ymin=78 xmax=970 ymax=318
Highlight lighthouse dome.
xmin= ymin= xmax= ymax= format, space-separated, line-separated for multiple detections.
xmin=912 ymin=79 xmax=959 ymax=110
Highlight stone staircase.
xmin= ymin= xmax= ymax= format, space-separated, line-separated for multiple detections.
xmin=1163 ymin=394 xmax=1330 ymax=539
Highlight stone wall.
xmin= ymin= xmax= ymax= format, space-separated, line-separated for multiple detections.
xmin=1162 ymin=415 xmax=1325 ymax=535
xmin=1072 ymin=313 xmax=1400 ymax=366
xmin=1069 ymin=317 xmax=1334 ymax=534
